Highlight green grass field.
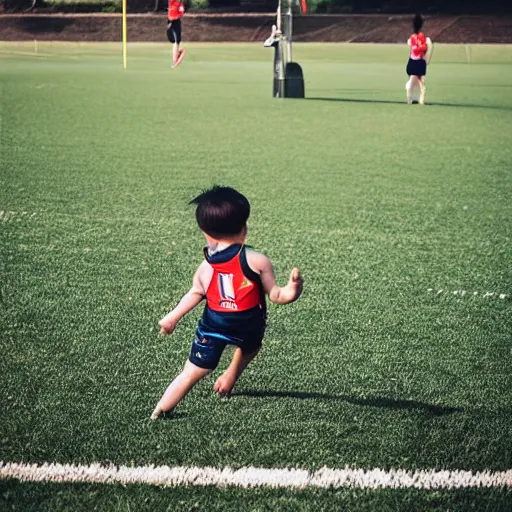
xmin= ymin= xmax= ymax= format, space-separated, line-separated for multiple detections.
xmin=1 ymin=42 xmax=511 ymax=510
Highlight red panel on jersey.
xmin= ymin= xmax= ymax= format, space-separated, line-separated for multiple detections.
xmin=409 ymin=33 xmax=428 ymax=59
xmin=168 ymin=0 xmax=185 ymax=20
xmin=206 ymin=249 xmax=261 ymax=312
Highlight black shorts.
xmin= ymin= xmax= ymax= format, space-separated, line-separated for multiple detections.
xmin=166 ymin=19 xmax=182 ymax=44
xmin=406 ymin=58 xmax=427 ymax=77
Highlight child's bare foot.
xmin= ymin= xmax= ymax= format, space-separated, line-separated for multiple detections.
xmin=151 ymin=405 xmax=169 ymax=421
xmin=172 ymin=49 xmax=186 ymax=68
xmin=214 ymin=372 xmax=237 ymax=396
xmin=151 ymin=406 xmax=175 ymax=420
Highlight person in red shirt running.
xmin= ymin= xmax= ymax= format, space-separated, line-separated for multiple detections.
xmin=151 ymin=186 xmax=303 ymax=419
xmin=405 ymin=14 xmax=429 ymax=105
xmin=167 ymin=0 xmax=186 ymax=67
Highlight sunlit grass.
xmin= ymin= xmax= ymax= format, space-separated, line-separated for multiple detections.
xmin=1 ymin=42 xmax=511 ymax=510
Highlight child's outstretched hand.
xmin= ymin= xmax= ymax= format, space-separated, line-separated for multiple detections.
xmin=287 ymin=267 xmax=303 ymax=303
xmin=159 ymin=315 xmax=178 ymax=335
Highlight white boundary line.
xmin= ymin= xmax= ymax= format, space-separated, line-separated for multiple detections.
xmin=1 ymin=462 xmax=511 ymax=489
xmin=427 ymin=289 xmax=508 ymax=299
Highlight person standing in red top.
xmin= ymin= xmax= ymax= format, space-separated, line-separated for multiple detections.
xmin=405 ymin=14 xmax=429 ymax=105
xmin=167 ymin=0 xmax=186 ymax=67
xmin=151 ymin=186 xmax=303 ymax=420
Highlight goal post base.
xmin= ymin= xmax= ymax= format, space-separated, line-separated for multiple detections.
xmin=270 ymin=42 xmax=305 ymax=99
xmin=284 ymin=62 xmax=305 ymax=98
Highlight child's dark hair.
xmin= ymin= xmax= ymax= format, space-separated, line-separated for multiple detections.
xmin=189 ymin=186 xmax=250 ymax=239
xmin=413 ymin=13 xmax=424 ymax=34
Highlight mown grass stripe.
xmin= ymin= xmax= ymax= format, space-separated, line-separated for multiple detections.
xmin=1 ymin=462 xmax=511 ymax=489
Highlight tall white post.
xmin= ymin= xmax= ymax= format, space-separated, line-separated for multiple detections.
xmin=286 ymin=0 xmax=293 ymax=63
xmin=276 ymin=0 xmax=282 ymax=34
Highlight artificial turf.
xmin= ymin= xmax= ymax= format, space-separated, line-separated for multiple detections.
xmin=1 ymin=42 xmax=511 ymax=509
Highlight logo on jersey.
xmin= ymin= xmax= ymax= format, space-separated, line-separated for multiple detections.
xmin=239 ymin=277 xmax=253 ymax=289
xmin=218 ymin=273 xmax=238 ymax=310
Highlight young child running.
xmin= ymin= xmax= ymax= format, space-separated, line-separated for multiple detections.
xmin=151 ymin=186 xmax=303 ymax=420
xmin=167 ymin=0 xmax=186 ymax=67
xmin=405 ymin=14 xmax=429 ymax=105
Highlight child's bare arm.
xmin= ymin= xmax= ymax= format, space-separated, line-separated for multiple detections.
xmin=249 ymin=251 xmax=303 ymax=305
xmin=159 ymin=263 xmax=207 ymax=335
xmin=159 ymin=290 xmax=203 ymax=335
xmin=268 ymin=267 xmax=303 ymax=304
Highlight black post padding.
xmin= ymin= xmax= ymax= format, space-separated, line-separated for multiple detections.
xmin=284 ymin=62 xmax=305 ymax=98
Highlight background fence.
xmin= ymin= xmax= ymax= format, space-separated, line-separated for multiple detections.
xmin=2 ymin=0 xmax=512 ymax=14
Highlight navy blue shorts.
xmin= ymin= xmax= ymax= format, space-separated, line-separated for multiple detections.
xmin=189 ymin=328 xmax=264 ymax=370
xmin=407 ymin=58 xmax=427 ymax=77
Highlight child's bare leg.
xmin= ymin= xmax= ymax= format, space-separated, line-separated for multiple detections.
xmin=214 ymin=347 xmax=244 ymax=394
xmin=151 ymin=360 xmax=211 ymax=419
xmin=172 ymin=43 xmax=180 ymax=65
xmin=419 ymin=76 xmax=426 ymax=105
xmin=405 ymin=77 xmax=413 ymax=104
xmin=214 ymin=346 xmax=260 ymax=395
xmin=406 ymin=76 xmax=419 ymax=104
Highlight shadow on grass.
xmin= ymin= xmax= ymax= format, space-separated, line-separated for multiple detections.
xmin=306 ymin=96 xmax=512 ymax=111
xmin=235 ymin=389 xmax=461 ymax=416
